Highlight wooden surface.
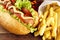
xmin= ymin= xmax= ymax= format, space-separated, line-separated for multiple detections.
xmin=0 ymin=33 xmax=42 ymax=40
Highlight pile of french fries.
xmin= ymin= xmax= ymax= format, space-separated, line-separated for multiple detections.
xmin=34 ymin=3 xmax=60 ymax=40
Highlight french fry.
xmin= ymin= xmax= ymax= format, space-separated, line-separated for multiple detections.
xmin=46 ymin=17 xmax=54 ymax=26
xmin=34 ymin=30 xmax=40 ymax=37
xmin=35 ymin=3 xmax=58 ymax=40
xmin=48 ymin=35 xmax=52 ymax=40
xmin=38 ymin=7 xmax=54 ymax=36
xmin=34 ymin=19 xmax=45 ymax=36
xmin=42 ymin=36 xmax=46 ymax=40
xmin=34 ymin=19 xmax=47 ymax=36
xmin=56 ymin=26 xmax=60 ymax=40
xmin=44 ymin=11 xmax=48 ymax=19
xmin=50 ymin=2 xmax=58 ymax=7
xmin=44 ymin=30 xmax=51 ymax=39
xmin=55 ymin=8 xmax=60 ymax=13
xmin=52 ymin=12 xmax=57 ymax=39
xmin=39 ymin=14 xmax=44 ymax=22
xmin=39 ymin=19 xmax=46 ymax=36
xmin=50 ymin=17 xmax=55 ymax=26
xmin=50 ymin=3 xmax=60 ymax=10
xmin=38 ymin=10 xmax=48 ymax=29
xmin=34 ymin=14 xmax=44 ymax=37
xmin=49 ymin=7 xmax=54 ymax=17
xmin=45 ymin=27 xmax=52 ymax=31
xmin=38 ymin=7 xmax=52 ymax=36
xmin=46 ymin=4 xmax=50 ymax=11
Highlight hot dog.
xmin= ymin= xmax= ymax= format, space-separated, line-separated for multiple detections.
xmin=0 ymin=0 xmax=39 ymax=35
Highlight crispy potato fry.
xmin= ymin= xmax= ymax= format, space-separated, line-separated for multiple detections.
xmin=44 ymin=11 xmax=48 ymax=19
xmin=35 ymin=3 xmax=58 ymax=40
xmin=50 ymin=3 xmax=60 ymax=10
xmin=34 ymin=30 xmax=40 ymax=37
xmin=44 ymin=30 xmax=51 ymax=39
xmin=49 ymin=7 xmax=54 ymax=17
xmin=46 ymin=17 xmax=53 ymax=26
xmin=55 ymin=8 xmax=60 ymax=13
xmin=42 ymin=36 xmax=46 ymax=40
xmin=34 ymin=13 xmax=44 ymax=37
xmin=38 ymin=7 xmax=54 ymax=36
xmin=48 ymin=35 xmax=52 ymax=40
xmin=46 ymin=7 xmax=54 ymax=26
xmin=56 ymin=26 xmax=60 ymax=40
xmin=39 ymin=19 xmax=46 ymax=36
xmin=39 ymin=14 xmax=44 ymax=22
xmin=45 ymin=27 xmax=52 ymax=31
xmin=46 ymin=4 xmax=50 ymax=11
xmin=55 ymin=8 xmax=60 ymax=27
xmin=52 ymin=12 xmax=57 ymax=39
xmin=50 ymin=18 xmax=55 ymax=26
xmin=38 ymin=11 xmax=48 ymax=30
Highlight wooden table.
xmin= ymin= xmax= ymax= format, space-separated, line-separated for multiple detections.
xmin=0 ymin=33 xmax=42 ymax=40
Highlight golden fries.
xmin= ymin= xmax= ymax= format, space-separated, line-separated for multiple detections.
xmin=45 ymin=4 xmax=50 ymax=11
xmin=52 ymin=12 xmax=57 ymax=39
xmin=45 ymin=27 xmax=52 ymax=31
xmin=34 ymin=30 xmax=40 ymax=36
xmin=39 ymin=19 xmax=46 ymax=36
xmin=44 ymin=30 xmax=51 ymax=39
xmin=34 ymin=3 xmax=58 ymax=40
xmin=44 ymin=11 xmax=48 ymax=19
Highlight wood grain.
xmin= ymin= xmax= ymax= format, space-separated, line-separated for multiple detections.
xmin=0 ymin=33 xmax=42 ymax=40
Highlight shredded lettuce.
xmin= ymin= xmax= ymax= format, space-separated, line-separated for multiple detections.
xmin=0 ymin=5 xmax=3 ymax=10
xmin=15 ymin=0 xmax=32 ymax=10
xmin=0 ymin=5 xmax=11 ymax=14
xmin=27 ymin=24 xmax=37 ymax=33
xmin=0 ymin=5 xmax=6 ymax=12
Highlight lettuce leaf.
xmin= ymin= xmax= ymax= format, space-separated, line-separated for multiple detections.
xmin=15 ymin=0 xmax=32 ymax=10
xmin=0 ymin=5 xmax=6 ymax=12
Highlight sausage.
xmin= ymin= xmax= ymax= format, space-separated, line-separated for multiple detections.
xmin=22 ymin=8 xmax=32 ymax=17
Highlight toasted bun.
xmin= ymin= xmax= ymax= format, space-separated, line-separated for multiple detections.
xmin=0 ymin=11 xmax=30 ymax=35
xmin=0 ymin=8 xmax=39 ymax=35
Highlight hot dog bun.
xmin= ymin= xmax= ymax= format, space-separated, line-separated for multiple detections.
xmin=0 ymin=9 xmax=39 ymax=35
xmin=0 ymin=11 xmax=30 ymax=35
